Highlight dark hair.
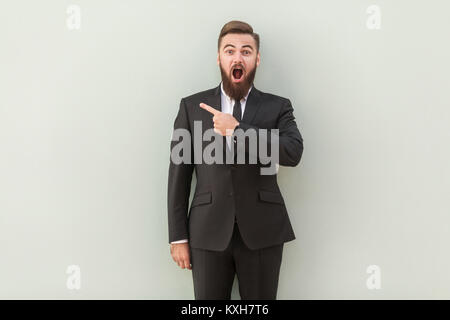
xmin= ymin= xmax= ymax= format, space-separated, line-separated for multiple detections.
xmin=218 ymin=20 xmax=260 ymax=52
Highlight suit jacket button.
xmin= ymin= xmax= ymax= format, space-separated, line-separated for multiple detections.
xmin=229 ymin=192 xmax=233 ymax=196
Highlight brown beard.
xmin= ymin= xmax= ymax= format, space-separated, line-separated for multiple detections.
xmin=220 ymin=61 xmax=257 ymax=101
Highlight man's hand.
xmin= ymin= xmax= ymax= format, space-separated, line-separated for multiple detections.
xmin=170 ymin=243 xmax=192 ymax=270
xmin=200 ymin=103 xmax=239 ymax=136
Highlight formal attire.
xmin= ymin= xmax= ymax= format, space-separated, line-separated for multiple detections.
xmin=167 ymin=81 xmax=303 ymax=299
xmin=170 ymin=82 xmax=251 ymax=244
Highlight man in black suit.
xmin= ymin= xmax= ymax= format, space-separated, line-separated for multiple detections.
xmin=168 ymin=20 xmax=304 ymax=299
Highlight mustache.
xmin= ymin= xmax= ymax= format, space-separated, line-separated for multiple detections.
xmin=231 ymin=64 xmax=245 ymax=72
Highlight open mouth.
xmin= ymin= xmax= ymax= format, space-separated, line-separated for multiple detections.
xmin=232 ymin=66 xmax=244 ymax=82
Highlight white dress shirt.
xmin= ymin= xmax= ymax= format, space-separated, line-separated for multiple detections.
xmin=170 ymin=82 xmax=253 ymax=245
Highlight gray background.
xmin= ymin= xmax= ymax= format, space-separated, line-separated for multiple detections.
xmin=1 ymin=0 xmax=449 ymax=299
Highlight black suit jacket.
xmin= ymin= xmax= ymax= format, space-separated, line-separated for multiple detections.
xmin=168 ymin=83 xmax=304 ymax=251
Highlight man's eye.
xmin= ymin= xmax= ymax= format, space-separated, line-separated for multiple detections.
xmin=243 ymin=50 xmax=250 ymax=55
xmin=227 ymin=50 xmax=233 ymax=54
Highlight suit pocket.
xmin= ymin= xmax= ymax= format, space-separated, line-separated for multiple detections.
xmin=258 ymin=190 xmax=285 ymax=205
xmin=190 ymin=191 xmax=212 ymax=208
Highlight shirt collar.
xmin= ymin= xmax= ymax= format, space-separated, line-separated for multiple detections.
xmin=220 ymin=81 xmax=253 ymax=104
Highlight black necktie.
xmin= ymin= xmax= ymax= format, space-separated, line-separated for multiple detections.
xmin=231 ymin=100 xmax=241 ymax=223
xmin=232 ymin=99 xmax=242 ymax=122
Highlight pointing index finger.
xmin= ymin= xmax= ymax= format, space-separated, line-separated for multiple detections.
xmin=199 ymin=103 xmax=219 ymax=115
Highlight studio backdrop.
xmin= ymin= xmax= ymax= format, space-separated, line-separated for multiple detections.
xmin=1 ymin=0 xmax=449 ymax=299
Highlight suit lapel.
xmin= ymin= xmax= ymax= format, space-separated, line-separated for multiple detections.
xmin=206 ymin=83 xmax=222 ymax=115
xmin=241 ymin=84 xmax=262 ymax=124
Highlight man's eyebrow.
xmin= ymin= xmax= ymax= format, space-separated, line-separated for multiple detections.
xmin=223 ymin=44 xmax=254 ymax=50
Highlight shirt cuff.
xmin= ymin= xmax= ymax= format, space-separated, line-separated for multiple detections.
xmin=171 ymin=239 xmax=189 ymax=244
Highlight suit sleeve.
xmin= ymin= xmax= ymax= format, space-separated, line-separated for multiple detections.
xmin=167 ymin=98 xmax=194 ymax=244
xmin=234 ymin=98 xmax=304 ymax=167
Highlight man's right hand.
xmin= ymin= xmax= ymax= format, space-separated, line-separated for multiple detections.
xmin=170 ymin=243 xmax=192 ymax=270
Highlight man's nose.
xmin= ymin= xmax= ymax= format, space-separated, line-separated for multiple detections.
xmin=233 ymin=52 xmax=244 ymax=64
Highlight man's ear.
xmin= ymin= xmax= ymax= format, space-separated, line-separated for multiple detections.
xmin=217 ymin=53 xmax=220 ymax=65
xmin=256 ymin=51 xmax=260 ymax=67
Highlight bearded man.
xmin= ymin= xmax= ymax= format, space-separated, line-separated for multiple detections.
xmin=167 ymin=20 xmax=304 ymax=300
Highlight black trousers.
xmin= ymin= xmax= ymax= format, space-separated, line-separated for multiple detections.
xmin=190 ymin=221 xmax=284 ymax=300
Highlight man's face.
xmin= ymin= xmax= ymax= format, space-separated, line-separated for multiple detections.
xmin=217 ymin=33 xmax=260 ymax=101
